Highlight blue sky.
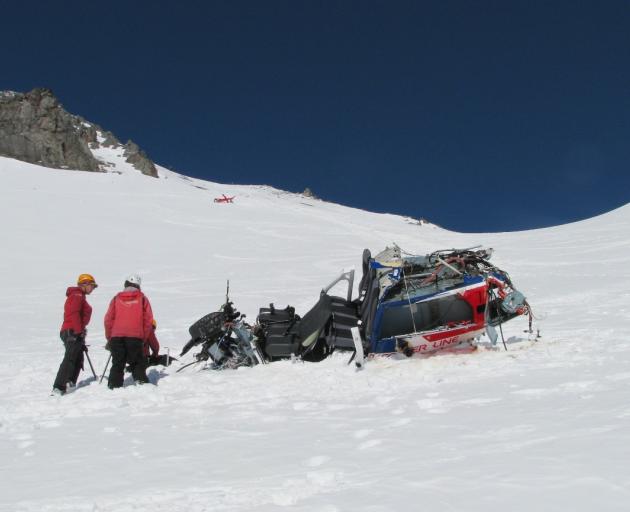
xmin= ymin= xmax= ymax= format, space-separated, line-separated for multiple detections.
xmin=2 ymin=1 xmax=629 ymax=232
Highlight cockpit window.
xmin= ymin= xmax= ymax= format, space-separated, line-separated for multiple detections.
xmin=378 ymin=295 xmax=473 ymax=339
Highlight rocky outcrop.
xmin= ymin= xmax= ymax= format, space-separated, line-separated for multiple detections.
xmin=123 ymin=140 xmax=158 ymax=177
xmin=0 ymin=88 xmax=100 ymax=171
xmin=0 ymin=88 xmax=158 ymax=177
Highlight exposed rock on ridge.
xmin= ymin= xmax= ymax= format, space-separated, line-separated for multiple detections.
xmin=123 ymin=140 xmax=157 ymax=177
xmin=0 ymin=88 xmax=158 ymax=177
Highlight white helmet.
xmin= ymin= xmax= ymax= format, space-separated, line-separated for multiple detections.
xmin=126 ymin=273 xmax=142 ymax=287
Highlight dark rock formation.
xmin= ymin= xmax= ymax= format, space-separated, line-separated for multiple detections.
xmin=123 ymin=140 xmax=158 ymax=177
xmin=0 ymin=88 xmax=100 ymax=171
xmin=0 ymin=88 xmax=157 ymax=177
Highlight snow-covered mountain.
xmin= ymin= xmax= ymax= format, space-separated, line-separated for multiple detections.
xmin=1 ymin=155 xmax=629 ymax=511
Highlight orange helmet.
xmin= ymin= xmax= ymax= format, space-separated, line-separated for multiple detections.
xmin=77 ymin=273 xmax=97 ymax=287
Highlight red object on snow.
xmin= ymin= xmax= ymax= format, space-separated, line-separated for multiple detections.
xmin=145 ymin=328 xmax=160 ymax=356
xmin=104 ymin=289 xmax=154 ymax=341
xmin=214 ymin=194 xmax=235 ymax=203
xmin=60 ymin=287 xmax=92 ymax=335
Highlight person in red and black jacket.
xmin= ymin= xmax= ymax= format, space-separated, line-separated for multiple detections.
xmin=127 ymin=318 xmax=163 ymax=377
xmin=104 ymin=274 xmax=154 ymax=389
xmin=146 ymin=319 xmax=160 ymax=360
xmin=52 ymin=273 xmax=97 ymax=395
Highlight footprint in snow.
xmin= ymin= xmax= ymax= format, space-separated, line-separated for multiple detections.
xmin=388 ymin=417 xmax=412 ymax=427
xmin=292 ymin=402 xmax=316 ymax=411
xmin=306 ymin=470 xmax=338 ymax=485
xmin=460 ymin=397 xmax=502 ymax=406
xmin=559 ymin=380 xmax=599 ymax=392
xmin=606 ymin=372 xmax=630 ymax=381
xmin=510 ymin=388 xmax=548 ymax=397
xmin=353 ymin=429 xmax=371 ymax=439
xmin=358 ymin=439 xmax=382 ymax=450
xmin=416 ymin=398 xmax=449 ymax=414
xmin=36 ymin=420 xmax=61 ymax=429
xmin=271 ymin=492 xmax=296 ymax=507
xmin=305 ymin=455 xmax=330 ymax=467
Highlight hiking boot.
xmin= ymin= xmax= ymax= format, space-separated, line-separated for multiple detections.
xmin=51 ymin=388 xmax=65 ymax=396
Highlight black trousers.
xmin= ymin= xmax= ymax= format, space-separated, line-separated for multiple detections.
xmin=53 ymin=330 xmax=85 ymax=392
xmin=108 ymin=337 xmax=148 ymax=389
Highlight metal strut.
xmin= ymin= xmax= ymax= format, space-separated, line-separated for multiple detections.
xmin=402 ymin=266 xmax=418 ymax=334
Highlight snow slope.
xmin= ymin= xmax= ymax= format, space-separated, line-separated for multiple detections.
xmin=1 ymin=155 xmax=629 ymax=511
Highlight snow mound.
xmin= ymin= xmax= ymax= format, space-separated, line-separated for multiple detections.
xmin=1 ymin=155 xmax=629 ymax=511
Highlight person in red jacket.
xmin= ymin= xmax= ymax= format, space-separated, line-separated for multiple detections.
xmin=146 ymin=318 xmax=160 ymax=359
xmin=52 ymin=273 xmax=97 ymax=395
xmin=104 ymin=274 xmax=154 ymax=389
xmin=127 ymin=318 xmax=160 ymax=375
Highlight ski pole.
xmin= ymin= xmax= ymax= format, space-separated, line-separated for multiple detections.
xmin=176 ymin=360 xmax=200 ymax=373
xmin=100 ymin=354 xmax=111 ymax=384
xmin=84 ymin=347 xmax=97 ymax=378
